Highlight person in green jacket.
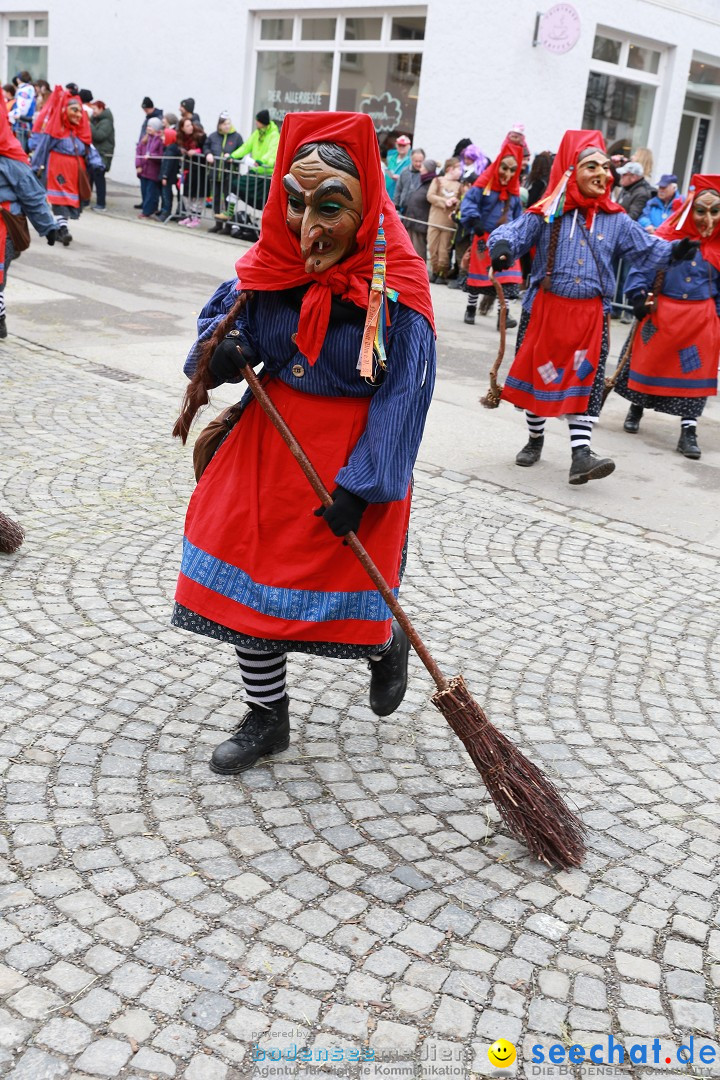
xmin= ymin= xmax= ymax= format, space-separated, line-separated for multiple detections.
xmin=226 ymin=109 xmax=279 ymax=213
xmin=89 ymin=100 xmax=114 ymax=211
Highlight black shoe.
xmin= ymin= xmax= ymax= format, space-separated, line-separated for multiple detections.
xmin=58 ymin=226 xmax=72 ymax=246
xmin=498 ymin=307 xmax=517 ymax=330
xmin=623 ymin=405 xmax=643 ymax=433
xmin=464 ymin=308 xmax=476 ymax=325
xmin=369 ymin=621 xmax=410 ymax=716
xmin=133 ymin=202 xmax=143 ymax=209
xmin=208 ymin=221 xmax=224 ymax=233
xmin=479 ymin=294 xmax=494 ymax=317
xmin=569 ymin=447 xmax=615 ymax=485
xmin=210 ymin=697 xmax=290 ymax=775
xmin=515 ymin=436 xmax=543 ymax=466
xmin=429 ymin=272 xmax=438 ymax=283
xmin=677 ymin=427 xmax=701 ymax=459
xmin=0 ymin=316 xmax=7 ymax=340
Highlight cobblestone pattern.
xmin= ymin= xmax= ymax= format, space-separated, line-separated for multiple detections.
xmin=1 ymin=344 xmax=719 ymax=1080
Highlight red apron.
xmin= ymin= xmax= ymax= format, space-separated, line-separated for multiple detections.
xmin=503 ymin=292 xmax=604 ymax=416
xmin=628 ymin=295 xmax=719 ymax=398
xmin=47 ymin=151 xmax=83 ymax=208
xmin=176 ymin=380 xmax=411 ymax=647
xmin=468 ymin=232 xmax=523 ymax=289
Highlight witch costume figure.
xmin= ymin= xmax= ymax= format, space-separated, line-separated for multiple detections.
xmin=615 ymin=175 xmax=720 ymax=461
xmin=30 ymin=85 xmax=103 ymax=246
xmin=460 ymin=137 xmax=523 ymax=328
xmin=172 ymin=112 xmax=436 ymax=775
xmin=489 ymin=130 xmax=698 ymax=485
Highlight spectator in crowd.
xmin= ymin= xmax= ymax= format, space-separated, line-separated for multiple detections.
xmin=227 ymin=109 xmax=279 ymax=212
xmin=384 ymin=133 xmax=411 ymax=199
xmin=139 ymin=96 xmax=162 ymax=138
xmin=614 ymin=161 xmax=656 ymax=318
xmin=460 ymin=144 xmax=490 ymax=180
xmin=9 ymin=71 xmax=35 ymax=127
xmin=632 ymin=147 xmax=654 ymax=178
xmin=78 ymin=89 xmax=93 ymax=118
xmin=404 ymin=158 xmax=437 ymax=261
xmin=205 ymin=112 xmax=243 ymax=232
xmin=453 ymin=137 xmax=473 ymax=158
xmin=639 ymin=173 xmax=683 ymax=232
xmin=179 ymin=98 xmax=201 ymax=125
xmin=158 ymin=112 xmax=179 ymax=222
xmin=64 ymin=82 xmax=79 ymax=95
xmin=89 ymin=99 xmax=115 ymax=212
xmin=3 ymin=85 xmax=14 ymax=113
xmin=524 ymin=151 xmax=553 ymax=207
xmin=394 ymin=148 xmax=425 ymax=215
xmin=34 ymin=79 xmax=51 ymax=111
xmin=31 ymin=85 xmax=104 ymax=245
xmin=135 ymin=115 xmax=164 ymax=219
xmin=176 ymin=117 xmax=206 ymax=226
xmin=0 ymin=102 xmax=57 ymax=337
xmin=446 ymin=173 xmax=475 ymax=289
xmin=427 ymin=157 xmax=462 ymax=282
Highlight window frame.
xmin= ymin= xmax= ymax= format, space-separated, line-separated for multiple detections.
xmin=2 ymin=10 xmax=49 ymax=82
xmin=585 ymin=26 xmax=666 ymax=153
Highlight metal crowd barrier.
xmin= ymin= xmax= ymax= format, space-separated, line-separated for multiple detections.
xmin=151 ymin=153 xmax=272 ymax=238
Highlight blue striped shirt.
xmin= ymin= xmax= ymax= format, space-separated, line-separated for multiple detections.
xmin=491 ymin=210 xmax=674 ymax=314
xmin=184 ymin=283 xmax=436 ymax=503
xmin=626 ymin=251 xmax=720 ymax=315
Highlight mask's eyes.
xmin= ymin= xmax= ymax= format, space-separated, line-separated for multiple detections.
xmin=287 ymin=195 xmax=304 ymax=214
xmin=317 ymin=202 xmax=343 ymax=218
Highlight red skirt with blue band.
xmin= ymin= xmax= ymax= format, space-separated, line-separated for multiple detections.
xmin=628 ymin=295 xmax=720 ymax=399
xmin=175 ymin=379 xmax=411 ymax=647
xmin=468 ymin=232 xmax=523 ymax=289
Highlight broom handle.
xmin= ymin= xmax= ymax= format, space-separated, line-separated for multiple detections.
xmin=607 ymin=317 xmax=639 ymax=387
xmin=241 ymin=363 xmax=450 ymax=692
xmin=486 ymin=270 xmax=506 ymax=398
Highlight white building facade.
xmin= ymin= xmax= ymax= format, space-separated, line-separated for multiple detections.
xmin=1 ymin=0 xmax=720 ymax=191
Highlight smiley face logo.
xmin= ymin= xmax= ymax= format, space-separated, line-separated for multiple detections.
xmin=488 ymin=1039 xmax=517 ymax=1068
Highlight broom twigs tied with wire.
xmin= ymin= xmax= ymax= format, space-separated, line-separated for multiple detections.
xmin=239 ymin=362 xmax=586 ymax=870
xmin=0 ymin=511 xmax=24 ymax=554
xmin=480 ymin=270 xmax=508 ymax=409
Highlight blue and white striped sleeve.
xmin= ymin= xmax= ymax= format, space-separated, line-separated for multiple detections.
xmin=335 ymin=306 xmax=436 ymax=503
xmin=184 ymin=278 xmax=249 ymax=377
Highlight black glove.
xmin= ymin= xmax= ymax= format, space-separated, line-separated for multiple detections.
xmin=670 ymin=238 xmax=700 ymax=264
xmin=490 ymin=240 xmax=512 ymax=273
xmin=630 ymin=290 xmax=650 ymax=322
xmin=46 ymin=229 xmax=57 ymax=246
xmin=209 ymin=331 xmax=250 ymax=385
xmin=314 ymin=485 xmax=368 ymax=538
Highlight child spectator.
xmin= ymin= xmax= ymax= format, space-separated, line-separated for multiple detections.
xmin=135 ymin=116 xmax=164 ymax=219
xmin=427 ymin=157 xmax=462 ymax=282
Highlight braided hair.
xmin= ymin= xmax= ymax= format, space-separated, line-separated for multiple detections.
xmin=172 ymin=292 xmax=252 ymax=444
xmin=541 ymin=219 xmax=562 ymax=292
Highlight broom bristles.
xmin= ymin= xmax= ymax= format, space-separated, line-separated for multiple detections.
xmin=0 ymin=512 xmax=24 ymax=554
xmin=432 ymin=675 xmax=586 ymax=869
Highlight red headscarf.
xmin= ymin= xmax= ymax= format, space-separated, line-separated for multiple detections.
xmin=530 ymin=129 xmax=622 ymax=231
xmin=656 ymin=174 xmax=720 ymax=271
xmin=0 ymin=99 xmax=29 ymax=162
xmin=40 ymin=85 xmax=92 ymax=144
xmin=474 ymin=139 xmax=523 ymax=201
xmin=234 ymin=111 xmax=434 ymax=365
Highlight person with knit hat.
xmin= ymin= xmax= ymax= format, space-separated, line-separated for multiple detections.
xmin=179 ymin=97 xmax=201 ymax=125
xmin=460 ymin=137 xmax=524 ymax=327
xmin=171 ymin=111 xmax=436 ymax=775
xmin=225 ymin=109 xmax=280 ymax=217
xmin=135 ymin=115 xmax=164 ymax=218
xmin=489 ymin=129 xmax=698 ymax=485
xmin=30 ymin=84 xmax=105 ymax=244
xmin=0 ymin=100 xmax=57 ymax=337
xmin=615 ymin=176 xmax=720 ymax=460
xmin=204 ymin=112 xmax=243 ymax=231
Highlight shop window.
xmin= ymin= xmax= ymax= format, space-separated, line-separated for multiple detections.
xmin=301 ymin=18 xmax=337 ymax=41
xmin=582 ymin=73 xmax=655 ymax=157
xmin=4 ymin=12 xmax=48 ymax=82
xmin=255 ymin=50 xmax=333 ymax=121
xmin=627 ymin=44 xmax=660 ymax=74
xmin=345 ymin=17 xmax=382 ymax=41
xmin=337 ymin=51 xmax=422 ymax=135
xmin=391 ymin=16 xmax=425 ymax=40
xmin=260 ymin=18 xmax=292 ymax=41
xmin=689 ymin=59 xmax=720 ymax=87
xmin=592 ymin=35 xmax=621 ymax=64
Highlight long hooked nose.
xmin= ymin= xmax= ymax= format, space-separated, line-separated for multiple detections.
xmin=300 ymin=216 xmax=324 ymax=258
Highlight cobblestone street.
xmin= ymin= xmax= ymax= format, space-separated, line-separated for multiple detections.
xmin=2 ymin=327 xmax=720 ymax=1080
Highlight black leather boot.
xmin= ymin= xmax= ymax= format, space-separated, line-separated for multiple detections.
xmin=0 ymin=316 xmax=7 ymax=340
xmin=569 ymin=446 xmax=615 ymax=485
xmin=369 ymin=621 xmax=410 ymax=716
xmin=498 ymin=306 xmax=517 ymax=330
xmin=623 ymin=405 xmax=643 ymax=433
xmin=515 ymin=436 xmax=544 ymax=466
xmin=210 ymin=697 xmax=290 ymax=775
xmin=58 ymin=225 xmax=73 ymax=246
xmin=677 ymin=426 xmax=701 ymax=459
xmin=464 ymin=306 xmax=475 ymax=325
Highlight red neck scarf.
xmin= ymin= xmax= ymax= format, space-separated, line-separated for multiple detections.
xmin=40 ymin=86 xmax=92 ymax=144
xmin=234 ymin=111 xmax=434 ymax=364
xmin=656 ymin=173 xmax=720 ymax=272
xmin=0 ymin=100 xmax=28 ymax=162
xmin=474 ymin=138 xmax=523 ymax=202
xmin=530 ymin=129 xmax=623 ymax=231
